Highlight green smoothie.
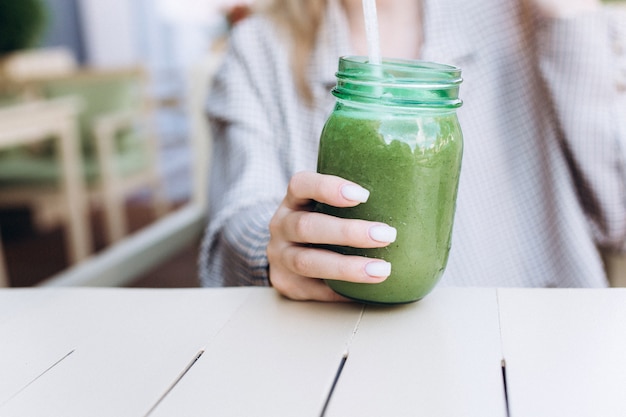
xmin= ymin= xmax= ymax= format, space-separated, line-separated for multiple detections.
xmin=316 ymin=109 xmax=463 ymax=304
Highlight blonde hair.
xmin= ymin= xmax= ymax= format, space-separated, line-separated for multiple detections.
xmin=256 ymin=0 xmax=328 ymax=104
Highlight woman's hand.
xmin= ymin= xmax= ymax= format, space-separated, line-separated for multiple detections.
xmin=267 ymin=171 xmax=397 ymax=302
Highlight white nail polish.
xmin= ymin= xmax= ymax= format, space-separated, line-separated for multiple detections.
xmin=365 ymin=261 xmax=391 ymax=277
xmin=369 ymin=225 xmax=397 ymax=243
xmin=341 ymin=184 xmax=370 ymax=203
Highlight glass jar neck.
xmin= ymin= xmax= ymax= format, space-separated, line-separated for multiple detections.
xmin=332 ymin=56 xmax=462 ymax=109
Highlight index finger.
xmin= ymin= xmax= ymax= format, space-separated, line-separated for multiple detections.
xmin=285 ymin=171 xmax=370 ymax=210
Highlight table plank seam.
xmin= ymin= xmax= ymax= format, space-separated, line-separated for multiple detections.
xmin=0 ymin=349 xmax=75 ymax=408
xmin=143 ymin=349 xmax=205 ymax=417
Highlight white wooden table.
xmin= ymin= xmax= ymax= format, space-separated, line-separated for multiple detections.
xmin=0 ymin=287 xmax=624 ymax=417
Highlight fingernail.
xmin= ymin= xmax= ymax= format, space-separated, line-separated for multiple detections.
xmin=365 ymin=261 xmax=392 ymax=278
xmin=369 ymin=225 xmax=397 ymax=243
xmin=341 ymin=184 xmax=370 ymax=203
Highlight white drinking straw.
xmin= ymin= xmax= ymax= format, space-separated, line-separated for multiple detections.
xmin=361 ymin=0 xmax=381 ymax=65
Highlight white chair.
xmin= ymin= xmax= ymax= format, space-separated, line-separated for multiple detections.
xmin=0 ymin=47 xmax=78 ymax=83
xmin=39 ymin=50 xmax=223 ymax=287
xmin=0 ymin=98 xmax=92 ymax=285
xmin=1 ymin=67 xmax=169 ymax=245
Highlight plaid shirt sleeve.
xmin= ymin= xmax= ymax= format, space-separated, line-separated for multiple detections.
xmin=535 ymin=8 xmax=626 ymax=250
xmin=198 ymin=18 xmax=291 ymax=287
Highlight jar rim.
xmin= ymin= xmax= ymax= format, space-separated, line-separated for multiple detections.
xmin=333 ymin=56 xmax=463 ymax=108
xmin=338 ymin=56 xmax=462 ymax=84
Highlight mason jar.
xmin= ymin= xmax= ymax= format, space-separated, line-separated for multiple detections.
xmin=316 ymin=56 xmax=463 ymax=304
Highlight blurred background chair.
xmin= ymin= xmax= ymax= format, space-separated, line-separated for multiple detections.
xmin=0 ymin=97 xmax=91 ymax=280
xmin=0 ymin=63 xmax=168 ymax=247
xmin=0 ymin=227 xmax=7 ymax=287
xmin=0 ymin=0 xmax=251 ymax=287
xmin=0 ymin=46 xmax=78 ymax=84
xmin=38 ymin=47 xmax=223 ymax=287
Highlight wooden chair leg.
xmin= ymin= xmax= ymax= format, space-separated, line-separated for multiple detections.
xmin=103 ymin=189 xmax=127 ymax=244
xmin=58 ymin=106 xmax=92 ymax=263
xmin=145 ymin=125 xmax=169 ymax=219
xmin=0 ymin=228 xmax=9 ymax=287
xmin=95 ymin=121 xmax=127 ymax=245
xmin=151 ymin=175 xmax=169 ymax=219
